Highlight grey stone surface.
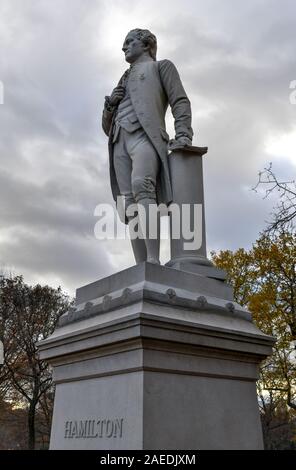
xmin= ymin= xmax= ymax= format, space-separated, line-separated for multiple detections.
xmin=50 ymin=373 xmax=143 ymax=449
xmin=168 ymin=147 xmax=211 ymax=267
xmin=76 ymin=262 xmax=230 ymax=305
xmin=168 ymin=261 xmax=228 ymax=281
xmin=39 ymin=263 xmax=275 ymax=450
xmin=143 ymin=372 xmax=262 ymax=450
xmin=57 ymin=263 xmax=241 ymax=328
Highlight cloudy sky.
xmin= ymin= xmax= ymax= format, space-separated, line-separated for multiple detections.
xmin=0 ymin=0 xmax=295 ymax=295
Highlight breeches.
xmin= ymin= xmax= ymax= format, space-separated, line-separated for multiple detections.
xmin=113 ymin=127 xmax=160 ymax=209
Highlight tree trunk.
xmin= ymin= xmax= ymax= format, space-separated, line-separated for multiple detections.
xmin=28 ymin=401 xmax=36 ymax=450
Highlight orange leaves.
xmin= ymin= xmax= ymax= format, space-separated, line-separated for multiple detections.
xmin=212 ymin=230 xmax=296 ymax=433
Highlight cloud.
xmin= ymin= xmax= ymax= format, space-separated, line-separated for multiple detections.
xmin=0 ymin=0 xmax=295 ymax=295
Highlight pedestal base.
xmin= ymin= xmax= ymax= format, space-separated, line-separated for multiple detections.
xmin=39 ymin=263 xmax=274 ymax=450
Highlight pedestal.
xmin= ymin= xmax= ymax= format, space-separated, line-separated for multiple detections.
xmin=39 ymin=263 xmax=274 ymax=450
xmin=167 ymin=146 xmax=211 ymax=268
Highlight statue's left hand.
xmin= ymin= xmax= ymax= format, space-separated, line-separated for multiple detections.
xmin=176 ymin=136 xmax=192 ymax=146
xmin=168 ymin=136 xmax=192 ymax=151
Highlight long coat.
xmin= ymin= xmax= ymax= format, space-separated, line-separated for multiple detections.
xmin=102 ymin=58 xmax=193 ymax=217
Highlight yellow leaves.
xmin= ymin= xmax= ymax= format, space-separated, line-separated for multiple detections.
xmin=212 ymin=230 xmax=296 ymax=419
xmin=212 ymin=231 xmax=296 ymax=340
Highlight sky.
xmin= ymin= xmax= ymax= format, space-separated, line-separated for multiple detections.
xmin=0 ymin=0 xmax=295 ymax=296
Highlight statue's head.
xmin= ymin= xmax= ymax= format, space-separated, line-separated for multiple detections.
xmin=122 ymin=28 xmax=157 ymax=64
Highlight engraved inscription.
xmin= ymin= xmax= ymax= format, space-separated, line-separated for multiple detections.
xmin=64 ymin=418 xmax=124 ymax=439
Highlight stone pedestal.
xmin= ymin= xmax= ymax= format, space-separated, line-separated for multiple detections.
xmin=39 ymin=263 xmax=274 ymax=450
xmin=167 ymin=146 xmax=211 ymax=268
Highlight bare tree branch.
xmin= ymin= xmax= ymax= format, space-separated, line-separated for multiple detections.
xmin=253 ymin=163 xmax=296 ymax=233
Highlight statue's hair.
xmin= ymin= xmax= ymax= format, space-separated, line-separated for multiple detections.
xmin=128 ymin=28 xmax=157 ymax=61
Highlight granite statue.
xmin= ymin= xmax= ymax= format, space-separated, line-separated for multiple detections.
xmin=102 ymin=28 xmax=193 ymax=264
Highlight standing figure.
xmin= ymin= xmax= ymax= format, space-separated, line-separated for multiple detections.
xmin=102 ymin=28 xmax=193 ymax=264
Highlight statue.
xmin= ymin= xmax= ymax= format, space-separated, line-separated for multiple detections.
xmin=102 ymin=28 xmax=193 ymax=265
xmin=39 ymin=33 xmax=274 ymax=451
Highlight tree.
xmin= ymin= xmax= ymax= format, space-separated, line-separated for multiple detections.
xmin=212 ymin=230 xmax=296 ymax=449
xmin=0 ymin=276 xmax=71 ymax=449
xmin=253 ymin=163 xmax=296 ymax=233
xmin=0 ymin=398 xmax=28 ymax=449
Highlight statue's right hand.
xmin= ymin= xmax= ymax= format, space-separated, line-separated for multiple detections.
xmin=109 ymin=86 xmax=125 ymax=106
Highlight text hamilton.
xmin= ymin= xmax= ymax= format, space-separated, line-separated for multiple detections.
xmin=64 ymin=418 xmax=124 ymax=439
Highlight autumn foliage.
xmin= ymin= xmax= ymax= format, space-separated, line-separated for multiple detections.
xmin=0 ymin=276 xmax=71 ymax=449
xmin=212 ymin=230 xmax=296 ymax=449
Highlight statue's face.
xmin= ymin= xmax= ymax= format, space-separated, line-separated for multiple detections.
xmin=122 ymin=32 xmax=146 ymax=64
